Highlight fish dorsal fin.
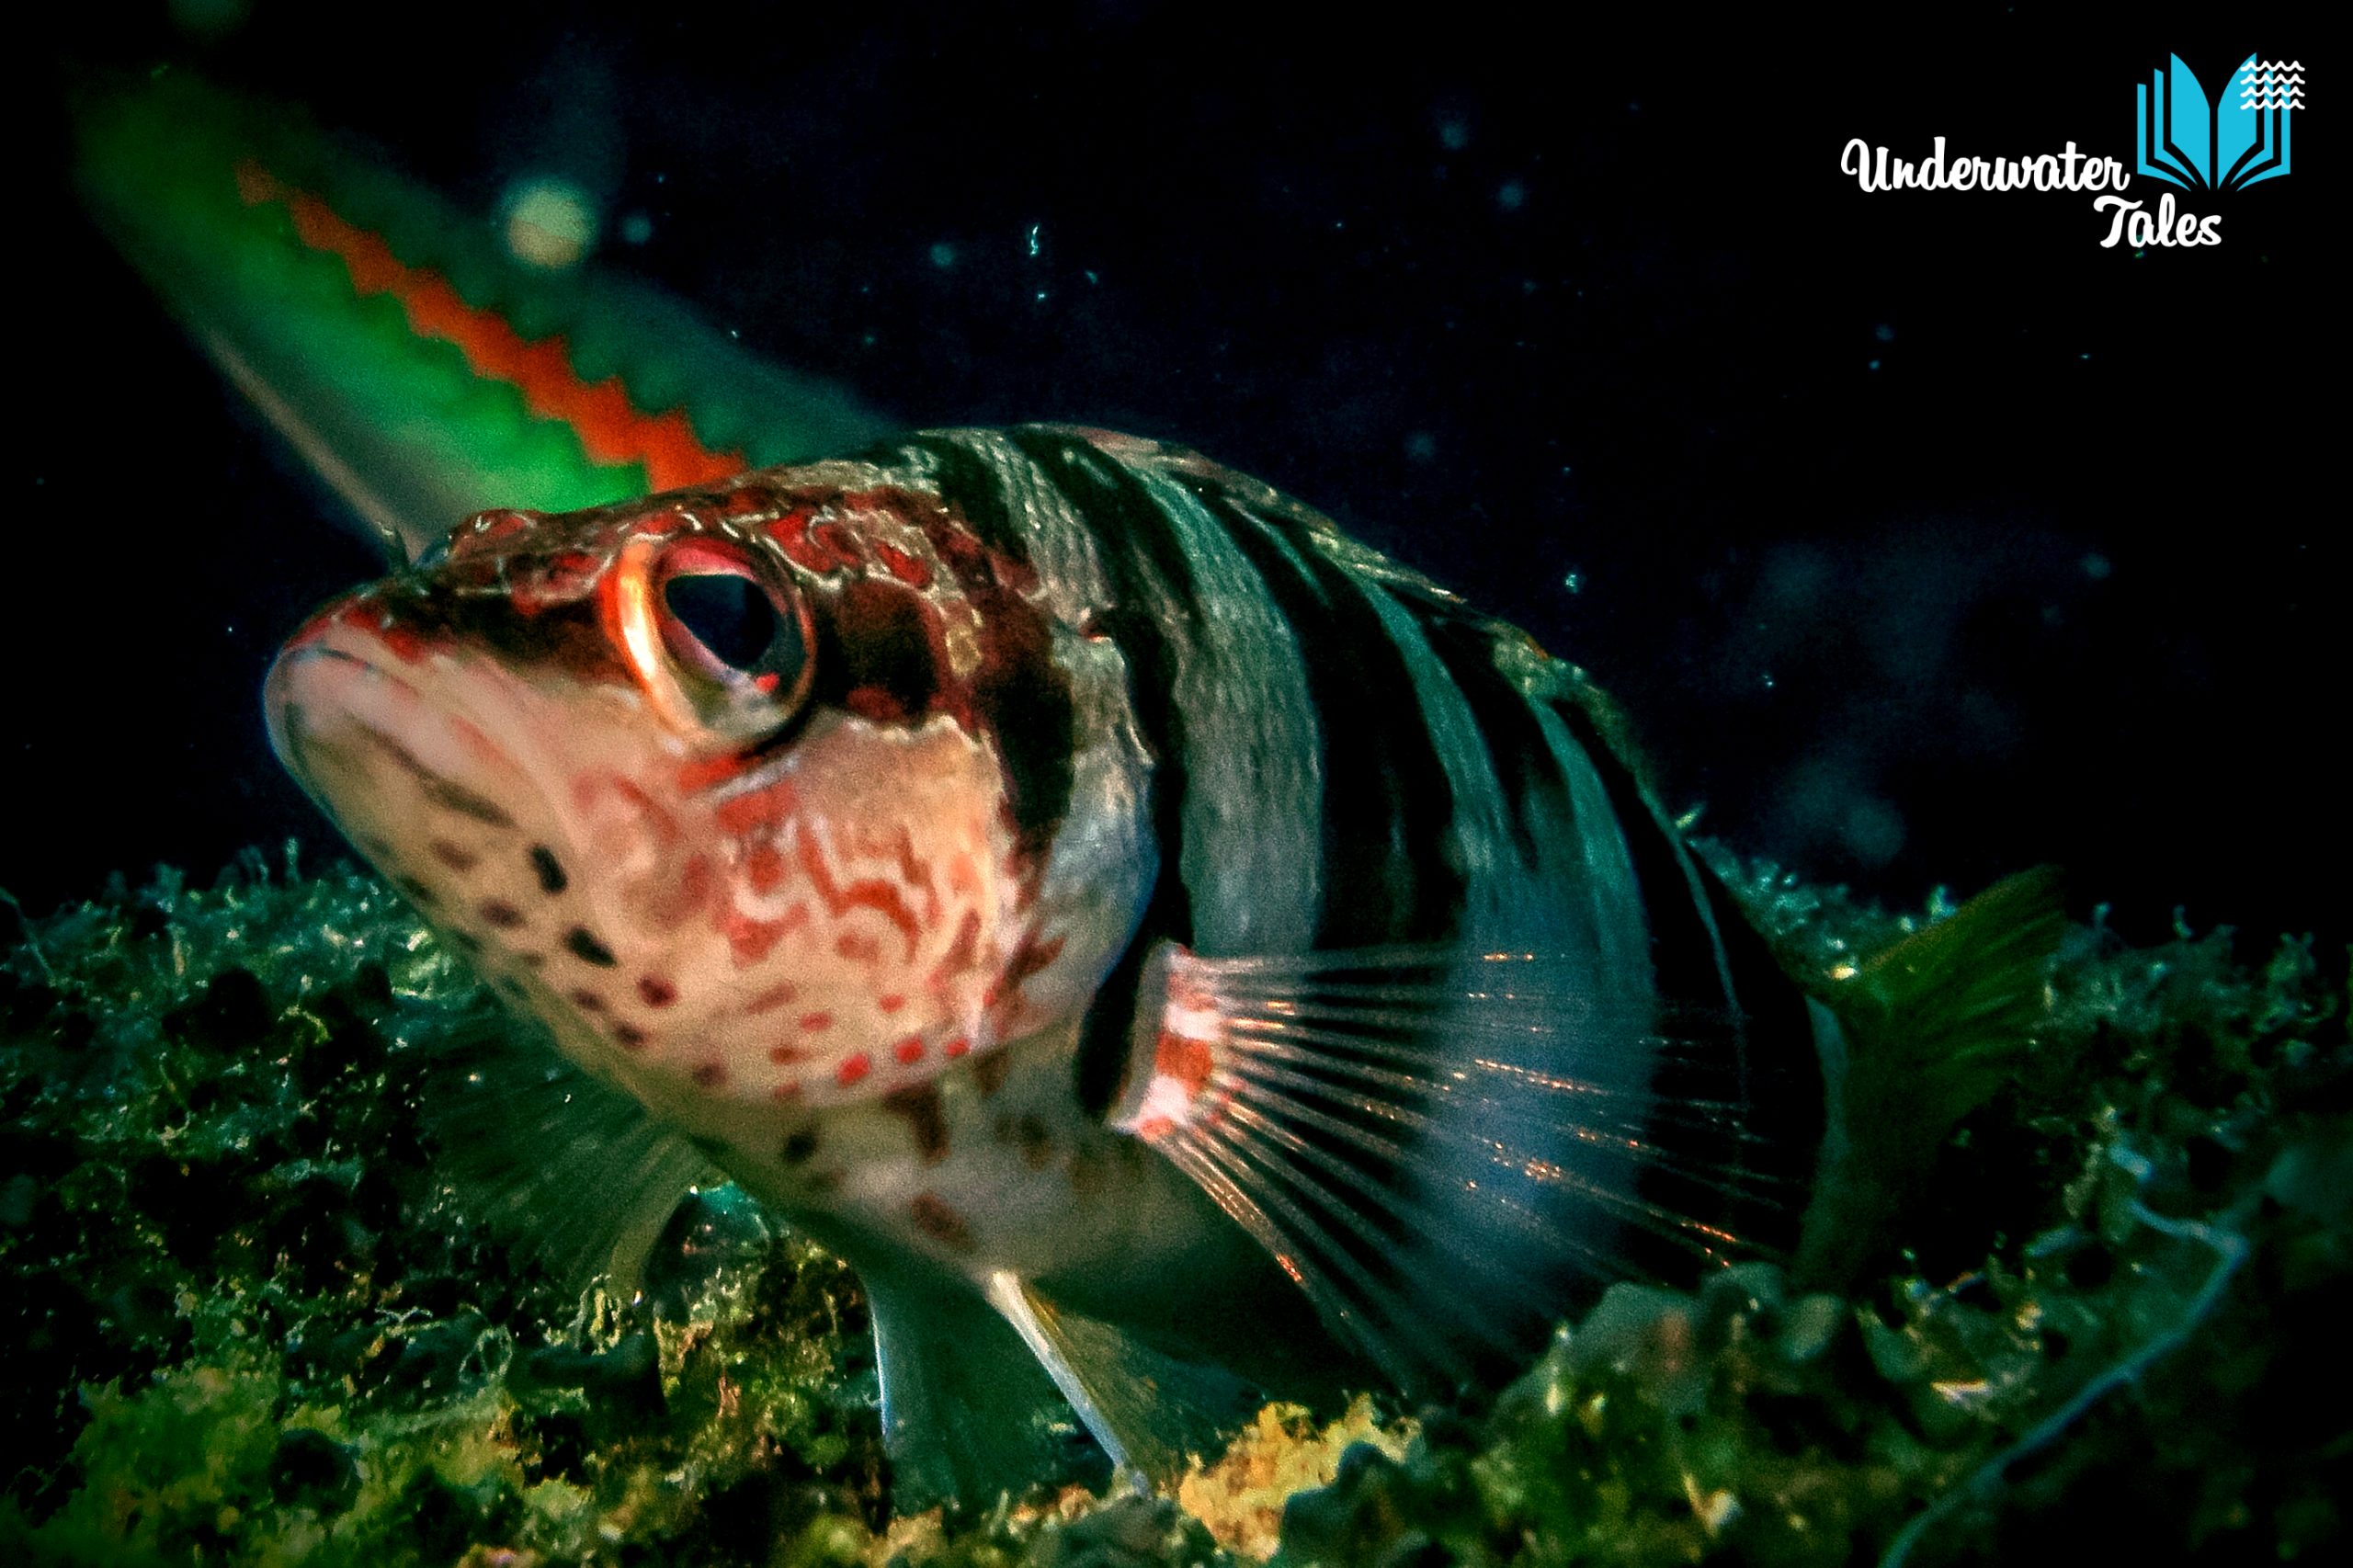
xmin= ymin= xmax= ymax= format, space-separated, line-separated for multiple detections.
xmin=1107 ymin=941 xmax=1802 ymax=1393
xmin=983 ymin=1271 xmax=1263 ymax=1490
xmin=421 ymin=1018 xmax=722 ymax=1298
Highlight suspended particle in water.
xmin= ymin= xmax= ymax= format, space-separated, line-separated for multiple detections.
xmin=502 ymin=176 xmax=598 ymax=271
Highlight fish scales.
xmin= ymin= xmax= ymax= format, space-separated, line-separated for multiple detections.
xmin=266 ymin=424 xmax=2048 ymax=1505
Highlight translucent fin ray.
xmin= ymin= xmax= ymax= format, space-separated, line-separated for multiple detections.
xmin=419 ymin=1016 xmax=721 ymax=1297
xmin=1110 ymin=941 xmax=1806 ymax=1392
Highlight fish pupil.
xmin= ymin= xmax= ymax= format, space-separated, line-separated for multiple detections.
xmin=665 ymin=572 xmax=782 ymax=674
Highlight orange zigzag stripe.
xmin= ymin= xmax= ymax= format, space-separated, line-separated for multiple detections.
xmin=234 ymin=160 xmax=745 ymax=492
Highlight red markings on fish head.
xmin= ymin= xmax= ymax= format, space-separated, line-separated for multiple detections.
xmin=446 ymin=509 xmax=540 ymax=561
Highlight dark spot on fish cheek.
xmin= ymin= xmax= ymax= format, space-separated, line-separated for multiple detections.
xmin=565 ymin=927 xmax=618 ymax=966
xmin=424 ymin=778 xmax=517 ymax=829
xmin=781 ymin=1130 xmax=819 ymax=1166
xmin=530 ymin=845 xmax=568 ymax=895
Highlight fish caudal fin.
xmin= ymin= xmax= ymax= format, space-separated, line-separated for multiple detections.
xmin=1795 ymin=867 xmax=2068 ymax=1284
xmin=1108 ymin=940 xmax=1802 ymax=1394
xmin=985 ymin=1272 xmax=1263 ymax=1491
xmin=860 ymin=1257 xmax=1089 ymax=1509
xmin=423 ymin=1017 xmax=721 ymax=1296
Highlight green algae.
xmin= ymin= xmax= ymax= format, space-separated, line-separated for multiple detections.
xmin=2 ymin=851 xmax=2346 ymax=1565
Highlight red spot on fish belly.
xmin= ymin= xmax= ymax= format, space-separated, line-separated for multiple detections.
xmin=893 ymin=1036 xmax=926 ymax=1065
xmin=837 ymin=1054 xmax=871 ymax=1087
xmin=908 ymin=1192 xmax=975 ymax=1252
xmin=637 ymin=976 xmax=677 ymax=1007
xmin=799 ymin=1012 xmax=833 ymax=1033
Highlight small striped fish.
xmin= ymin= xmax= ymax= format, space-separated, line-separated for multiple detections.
xmin=266 ymin=425 xmax=2057 ymax=1505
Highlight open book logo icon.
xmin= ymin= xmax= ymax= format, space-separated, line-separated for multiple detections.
xmin=2137 ymin=56 xmax=2302 ymax=191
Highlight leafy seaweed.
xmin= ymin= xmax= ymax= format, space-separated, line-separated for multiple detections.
xmin=1 ymin=849 xmax=2344 ymax=1565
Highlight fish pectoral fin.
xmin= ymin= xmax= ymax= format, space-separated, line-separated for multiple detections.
xmin=983 ymin=1271 xmax=1260 ymax=1492
xmin=860 ymin=1256 xmax=1088 ymax=1509
xmin=421 ymin=1013 xmax=721 ymax=1297
xmin=1104 ymin=939 xmax=1807 ymax=1394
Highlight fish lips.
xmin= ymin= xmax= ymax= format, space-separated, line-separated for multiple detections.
xmin=263 ymin=612 xmax=550 ymax=869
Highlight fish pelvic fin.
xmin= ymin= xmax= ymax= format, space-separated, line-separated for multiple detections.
xmin=861 ymin=1256 xmax=1089 ymax=1509
xmin=1796 ymin=867 xmax=2067 ymax=1285
xmin=1106 ymin=940 xmax=1806 ymax=1396
xmin=984 ymin=1272 xmax=1263 ymax=1493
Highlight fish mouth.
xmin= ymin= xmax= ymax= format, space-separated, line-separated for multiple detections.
xmin=267 ymin=644 xmax=516 ymax=824
xmin=263 ymin=631 xmax=571 ymax=933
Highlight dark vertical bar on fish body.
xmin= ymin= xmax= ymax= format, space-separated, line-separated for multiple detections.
xmin=957 ymin=427 xmax=1209 ymax=1113
xmin=1544 ymin=697 xmax=1824 ymax=1264
xmin=1188 ymin=488 xmax=1467 ymax=949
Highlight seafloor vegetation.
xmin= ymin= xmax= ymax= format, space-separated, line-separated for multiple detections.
xmin=0 ymin=847 xmax=2344 ymax=1566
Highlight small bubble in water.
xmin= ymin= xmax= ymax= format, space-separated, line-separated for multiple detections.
xmin=1437 ymin=116 xmax=1471 ymax=151
xmin=1562 ymin=570 xmax=1583 ymax=595
xmin=1497 ymin=180 xmax=1528 ymax=211
xmin=1404 ymin=431 xmax=1438 ymax=463
xmin=1874 ymin=323 xmax=1895 ymax=342
xmin=930 ymin=241 xmax=959 ymax=268
xmin=2081 ymin=552 xmax=2112 ymax=580
xmin=620 ymin=211 xmax=654 ymax=245
xmin=1760 ymin=671 xmax=1777 ymax=690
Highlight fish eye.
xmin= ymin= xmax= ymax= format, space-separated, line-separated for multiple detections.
xmin=615 ymin=538 xmax=815 ymax=744
xmin=664 ymin=570 xmax=798 ymax=687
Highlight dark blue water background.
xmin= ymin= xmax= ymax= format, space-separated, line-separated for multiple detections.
xmin=18 ymin=3 xmax=2336 ymax=949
